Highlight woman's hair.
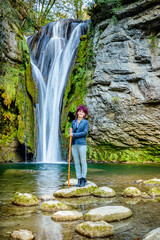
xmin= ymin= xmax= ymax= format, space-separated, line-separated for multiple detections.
xmin=76 ymin=105 xmax=88 ymax=118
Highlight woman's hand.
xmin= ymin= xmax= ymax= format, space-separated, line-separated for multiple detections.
xmin=69 ymin=128 xmax=73 ymax=137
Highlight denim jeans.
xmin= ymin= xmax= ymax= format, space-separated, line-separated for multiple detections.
xmin=71 ymin=145 xmax=87 ymax=179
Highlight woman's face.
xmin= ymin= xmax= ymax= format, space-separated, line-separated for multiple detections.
xmin=78 ymin=110 xmax=85 ymax=119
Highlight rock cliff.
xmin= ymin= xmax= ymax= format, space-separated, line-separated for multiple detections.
xmin=85 ymin=0 xmax=160 ymax=162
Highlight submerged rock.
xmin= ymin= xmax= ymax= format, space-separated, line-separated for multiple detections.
xmin=85 ymin=206 xmax=132 ymax=222
xmin=148 ymin=188 xmax=160 ymax=197
xmin=93 ymin=186 xmax=116 ymax=198
xmin=76 ymin=221 xmax=114 ymax=238
xmin=53 ymin=183 xmax=97 ymax=198
xmin=143 ymin=227 xmax=160 ymax=240
xmin=39 ymin=195 xmax=55 ymax=201
xmin=143 ymin=178 xmax=160 ymax=186
xmin=134 ymin=180 xmax=144 ymax=184
xmin=141 ymin=192 xmax=151 ymax=199
xmin=63 ymin=178 xmax=96 ymax=186
xmin=123 ymin=197 xmax=141 ymax=205
xmin=51 ymin=210 xmax=83 ymax=221
xmin=12 ymin=192 xmax=39 ymax=207
xmin=40 ymin=200 xmax=69 ymax=212
xmin=122 ymin=187 xmax=141 ymax=197
xmin=11 ymin=229 xmax=35 ymax=239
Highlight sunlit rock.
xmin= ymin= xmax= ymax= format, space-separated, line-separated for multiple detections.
xmin=142 ymin=227 xmax=160 ymax=240
xmin=40 ymin=200 xmax=69 ymax=212
xmin=11 ymin=229 xmax=35 ymax=239
xmin=63 ymin=179 xmax=97 ymax=187
xmin=39 ymin=195 xmax=55 ymax=201
xmin=93 ymin=186 xmax=116 ymax=198
xmin=12 ymin=192 xmax=39 ymax=207
xmin=143 ymin=178 xmax=160 ymax=186
xmin=122 ymin=187 xmax=141 ymax=197
xmin=51 ymin=210 xmax=83 ymax=221
xmin=148 ymin=188 xmax=160 ymax=197
xmin=76 ymin=221 xmax=114 ymax=238
xmin=53 ymin=183 xmax=97 ymax=198
xmin=134 ymin=180 xmax=144 ymax=184
xmin=141 ymin=192 xmax=151 ymax=199
xmin=85 ymin=206 xmax=132 ymax=222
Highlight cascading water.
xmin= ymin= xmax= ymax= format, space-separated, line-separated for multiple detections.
xmin=27 ymin=19 xmax=89 ymax=163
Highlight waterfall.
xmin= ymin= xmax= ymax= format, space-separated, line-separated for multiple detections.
xmin=27 ymin=19 xmax=89 ymax=163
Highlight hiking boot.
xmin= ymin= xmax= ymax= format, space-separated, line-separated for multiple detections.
xmin=80 ymin=178 xmax=87 ymax=187
xmin=76 ymin=178 xmax=81 ymax=187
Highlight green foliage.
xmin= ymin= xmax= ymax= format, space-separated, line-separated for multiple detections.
xmin=87 ymin=0 xmax=122 ymax=25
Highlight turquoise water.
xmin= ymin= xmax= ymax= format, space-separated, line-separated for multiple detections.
xmin=0 ymin=163 xmax=160 ymax=239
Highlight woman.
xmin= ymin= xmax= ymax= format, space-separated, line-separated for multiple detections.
xmin=69 ymin=105 xmax=89 ymax=187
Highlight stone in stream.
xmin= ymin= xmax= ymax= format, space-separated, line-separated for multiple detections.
xmin=11 ymin=229 xmax=35 ymax=239
xmin=142 ymin=227 xmax=160 ymax=240
xmin=63 ymin=178 xmax=96 ymax=186
xmin=85 ymin=206 xmax=132 ymax=222
xmin=51 ymin=210 xmax=83 ymax=221
xmin=141 ymin=192 xmax=151 ymax=199
xmin=40 ymin=200 xmax=69 ymax=212
xmin=148 ymin=187 xmax=160 ymax=197
xmin=93 ymin=186 xmax=116 ymax=198
xmin=53 ymin=182 xmax=97 ymax=198
xmin=39 ymin=195 xmax=55 ymax=201
xmin=12 ymin=192 xmax=39 ymax=207
xmin=143 ymin=178 xmax=160 ymax=186
xmin=122 ymin=187 xmax=141 ymax=197
xmin=76 ymin=221 xmax=114 ymax=238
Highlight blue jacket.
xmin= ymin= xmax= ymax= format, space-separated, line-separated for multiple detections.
xmin=71 ymin=119 xmax=89 ymax=145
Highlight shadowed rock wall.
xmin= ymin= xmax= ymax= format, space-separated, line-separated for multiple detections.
xmin=85 ymin=0 xmax=160 ymax=162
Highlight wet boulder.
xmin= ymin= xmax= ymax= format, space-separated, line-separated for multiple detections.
xmin=148 ymin=188 xmax=160 ymax=197
xmin=142 ymin=227 xmax=160 ymax=240
xmin=93 ymin=186 xmax=116 ymax=198
xmin=40 ymin=200 xmax=69 ymax=212
xmin=39 ymin=195 xmax=55 ymax=201
xmin=122 ymin=187 xmax=141 ymax=197
xmin=143 ymin=178 xmax=160 ymax=186
xmin=85 ymin=206 xmax=132 ymax=222
xmin=11 ymin=229 xmax=35 ymax=239
xmin=51 ymin=210 xmax=83 ymax=221
xmin=76 ymin=221 xmax=114 ymax=238
xmin=12 ymin=192 xmax=39 ymax=206
xmin=53 ymin=182 xmax=97 ymax=198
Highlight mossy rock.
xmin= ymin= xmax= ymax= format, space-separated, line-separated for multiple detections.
xmin=142 ymin=227 xmax=160 ymax=240
xmin=141 ymin=192 xmax=151 ymax=199
xmin=122 ymin=187 xmax=141 ymax=198
xmin=39 ymin=195 xmax=55 ymax=202
xmin=76 ymin=221 xmax=114 ymax=238
xmin=85 ymin=206 xmax=132 ymax=222
xmin=93 ymin=186 xmax=116 ymax=198
xmin=12 ymin=192 xmax=39 ymax=206
xmin=53 ymin=183 xmax=97 ymax=198
xmin=148 ymin=188 xmax=160 ymax=197
xmin=143 ymin=178 xmax=160 ymax=186
xmin=51 ymin=210 xmax=83 ymax=221
xmin=40 ymin=200 xmax=69 ymax=212
xmin=11 ymin=229 xmax=35 ymax=239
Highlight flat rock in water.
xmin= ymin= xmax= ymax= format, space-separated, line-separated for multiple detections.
xmin=143 ymin=178 xmax=160 ymax=186
xmin=93 ymin=186 xmax=116 ymax=198
xmin=53 ymin=183 xmax=97 ymax=198
xmin=40 ymin=200 xmax=69 ymax=212
xmin=142 ymin=227 xmax=160 ymax=240
xmin=122 ymin=187 xmax=141 ymax=197
xmin=11 ymin=229 xmax=35 ymax=240
xmin=76 ymin=221 xmax=114 ymax=238
xmin=63 ymin=178 xmax=96 ymax=187
xmin=85 ymin=206 xmax=132 ymax=222
xmin=12 ymin=192 xmax=39 ymax=207
xmin=51 ymin=210 xmax=83 ymax=221
xmin=39 ymin=195 xmax=55 ymax=201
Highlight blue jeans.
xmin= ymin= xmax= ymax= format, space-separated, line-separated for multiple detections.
xmin=71 ymin=145 xmax=87 ymax=179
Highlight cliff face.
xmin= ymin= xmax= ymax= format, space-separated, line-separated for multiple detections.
xmin=0 ymin=18 xmax=37 ymax=162
xmin=85 ymin=0 xmax=160 ymax=162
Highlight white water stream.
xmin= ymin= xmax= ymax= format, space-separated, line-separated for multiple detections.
xmin=27 ymin=19 xmax=89 ymax=162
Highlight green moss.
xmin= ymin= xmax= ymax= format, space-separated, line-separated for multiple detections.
xmin=12 ymin=192 xmax=39 ymax=206
xmin=149 ymin=188 xmax=160 ymax=196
